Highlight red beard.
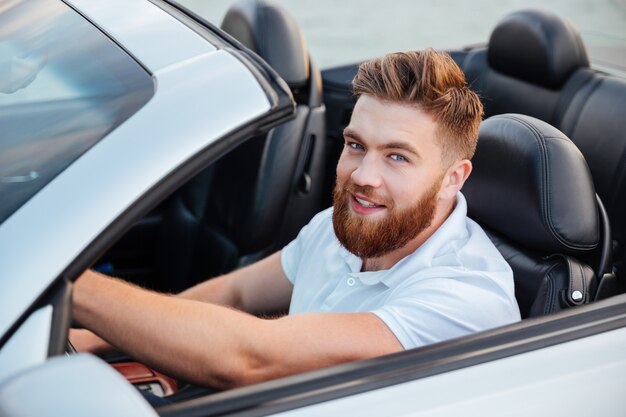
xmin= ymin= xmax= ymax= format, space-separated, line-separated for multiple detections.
xmin=332 ymin=178 xmax=441 ymax=258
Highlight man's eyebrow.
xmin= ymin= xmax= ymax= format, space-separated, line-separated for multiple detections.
xmin=343 ymin=127 xmax=361 ymax=141
xmin=381 ymin=142 xmax=421 ymax=158
xmin=343 ymin=128 xmax=421 ymax=158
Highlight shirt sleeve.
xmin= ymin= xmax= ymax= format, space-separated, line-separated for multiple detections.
xmin=371 ymin=274 xmax=520 ymax=350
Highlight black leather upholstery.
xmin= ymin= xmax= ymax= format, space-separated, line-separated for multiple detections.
xmin=219 ymin=0 xmax=328 ymax=249
xmin=222 ymin=0 xmax=309 ymax=89
xmin=560 ymin=76 xmax=626 ymax=255
xmin=466 ymin=114 xmax=599 ymax=253
xmin=156 ymin=0 xmax=326 ymax=291
xmin=487 ymin=10 xmax=589 ymax=89
xmin=462 ymin=9 xmax=592 ymax=126
xmin=464 ymin=114 xmax=604 ymax=317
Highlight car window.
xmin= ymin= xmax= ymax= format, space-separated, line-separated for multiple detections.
xmin=0 ymin=0 xmax=154 ymax=225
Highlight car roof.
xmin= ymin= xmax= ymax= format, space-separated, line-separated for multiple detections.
xmin=0 ymin=0 xmax=272 ymax=340
xmin=70 ymin=0 xmax=217 ymax=72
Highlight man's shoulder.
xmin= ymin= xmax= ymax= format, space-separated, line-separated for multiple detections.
xmin=441 ymin=193 xmax=509 ymax=271
xmin=281 ymin=206 xmax=344 ymax=287
xmin=285 ymin=206 xmax=336 ymax=254
xmin=300 ymin=207 xmax=334 ymax=238
xmin=398 ymin=193 xmax=508 ymax=273
xmin=386 ymin=203 xmax=514 ymax=292
xmin=310 ymin=206 xmax=334 ymax=224
xmin=459 ymin=216 xmax=510 ymax=267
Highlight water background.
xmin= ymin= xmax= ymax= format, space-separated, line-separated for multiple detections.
xmin=178 ymin=0 xmax=626 ymax=72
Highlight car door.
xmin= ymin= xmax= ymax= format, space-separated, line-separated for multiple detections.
xmin=0 ymin=0 xmax=292 ymax=396
xmin=153 ymin=295 xmax=626 ymax=417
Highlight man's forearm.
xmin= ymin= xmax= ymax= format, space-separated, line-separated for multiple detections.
xmin=177 ymin=251 xmax=292 ymax=315
xmin=69 ymin=328 xmax=116 ymax=355
xmin=177 ymin=274 xmax=241 ymax=308
xmin=73 ymin=270 xmax=270 ymax=388
xmin=72 ymin=266 xmax=400 ymax=389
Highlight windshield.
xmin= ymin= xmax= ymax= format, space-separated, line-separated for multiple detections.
xmin=0 ymin=0 xmax=154 ymax=225
xmin=176 ymin=0 xmax=626 ymax=73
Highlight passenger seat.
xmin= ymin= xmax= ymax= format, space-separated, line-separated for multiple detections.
xmin=464 ymin=114 xmax=609 ymax=317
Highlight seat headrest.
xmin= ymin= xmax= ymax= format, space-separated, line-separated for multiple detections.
xmin=221 ymin=0 xmax=310 ymax=88
xmin=464 ymin=114 xmax=599 ymax=254
xmin=488 ymin=9 xmax=589 ymax=89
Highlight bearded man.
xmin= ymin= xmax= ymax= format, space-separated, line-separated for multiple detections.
xmin=71 ymin=49 xmax=521 ymax=393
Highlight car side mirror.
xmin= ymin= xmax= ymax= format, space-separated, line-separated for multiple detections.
xmin=0 ymin=353 xmax=158 ymax=417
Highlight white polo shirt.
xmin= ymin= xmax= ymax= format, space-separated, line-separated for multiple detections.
xmin=281 ymin=192 xmax=520 ymax=349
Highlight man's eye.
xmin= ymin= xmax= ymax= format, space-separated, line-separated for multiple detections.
xmin=390 ymin=154 xmax=407 ymax=162
xmin=348 ymin=142 xmax=364 ymax=151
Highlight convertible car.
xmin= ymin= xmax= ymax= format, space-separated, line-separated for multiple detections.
xmin=1 ymin=0 xmax=626 ymax=416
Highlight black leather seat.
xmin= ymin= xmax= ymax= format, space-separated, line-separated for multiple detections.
xmin=464 ymin=114 xmax=609 ymax=318
xmin=460 ymin=9 xmax=593 ymax=127
xmin=154 ymin=0 xmax=326 ymax=291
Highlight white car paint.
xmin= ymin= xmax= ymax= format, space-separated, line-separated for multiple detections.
xmin=274 ymin=326 xmax=626 ymax=417
xmin=0 ymin=306 xmax=52 ymax=383
xmin=0 ymin=354 xmax=159 ymax=417
xmin=0 ymin=1 xmax=270 ymax=343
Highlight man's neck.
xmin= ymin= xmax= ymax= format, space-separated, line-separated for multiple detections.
xmin=361 ymin=199 xmax=456 ymax=272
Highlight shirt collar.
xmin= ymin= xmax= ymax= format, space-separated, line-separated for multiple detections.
xmin=339 ymin=192 xmax=469 ymax=287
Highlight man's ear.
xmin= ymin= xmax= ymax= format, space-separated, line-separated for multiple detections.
xmin=439 ymin=159 xmax=472 ymax=200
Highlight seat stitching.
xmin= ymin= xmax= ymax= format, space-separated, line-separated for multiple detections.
xmin=565 ymin=256 xmax=573 ymax=300
xmin=574 ymin=260 xmax=588 ymax=304
xmin=544 ymin=270 xmax=557 ymax=315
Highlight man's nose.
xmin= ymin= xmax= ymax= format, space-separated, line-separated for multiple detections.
xmin=350 ymin=154 xmax=383 ymax=188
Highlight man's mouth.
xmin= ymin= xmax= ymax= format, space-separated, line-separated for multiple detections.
xmin=350 ymin=193 xmax=386 ymax=214
xmin=354 ymin=196 xmax=380 ymax=208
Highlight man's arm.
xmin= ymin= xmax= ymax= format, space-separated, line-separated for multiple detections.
xmin=71 ymin=251 xmax=292 ymax=353
xmin=178 ymin=251 xmax=293 ymax=315
xmin=72 ymin=265 xmax=402 ymax=389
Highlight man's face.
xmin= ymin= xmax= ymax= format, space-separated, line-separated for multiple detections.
xmin=333 ymin=94 xmax=446 ymax=259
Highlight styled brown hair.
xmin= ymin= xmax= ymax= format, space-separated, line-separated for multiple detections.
xmin=352 ymin=49 xmax=483 ymax=163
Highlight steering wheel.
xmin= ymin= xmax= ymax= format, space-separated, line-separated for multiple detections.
xmin=67 ymin=328 xmax=179 ymax=397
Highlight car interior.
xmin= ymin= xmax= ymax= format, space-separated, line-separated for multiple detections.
xmin=90 ymin=0 xmax=626 ymax=402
